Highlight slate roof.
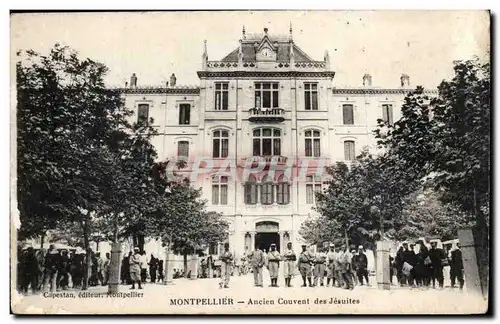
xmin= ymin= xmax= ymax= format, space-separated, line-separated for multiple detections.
xmin=220 ymin=33 xmax=314 ymax=62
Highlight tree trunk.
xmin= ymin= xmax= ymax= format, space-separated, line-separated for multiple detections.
xmin=40 ymin=232 xmax=45 ymax=249
xmin=473 ymin=180 xmax=489 ymax=295
xmin=108 ymin=225 xmax=121 ymax=294
xmin=138 ymin=234 xmax=145 ymax=253
xmin=183 ymin=253 xmax=188 ymax=278
xmin=82 ymin=221 xmax=90 ymax=290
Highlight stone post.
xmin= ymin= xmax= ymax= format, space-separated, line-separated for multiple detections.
xmin=107 ymin=242 xmax=122 ymax=294
xmin=376 ymin=241 xmax=390 ymax=290
xmin=163 ymin=246 xmax=173 ymax=285
xmin=250 ymin=231 xmax=256 ymax=250
xmin=190 ymin=254 xmax=199 ymax=280
xmin=458 ymin=227 xmax=488 ymax=298
xmin=279 ymin=231 xmax=284 ymax=253
xmin=208 ymin=256 xmax=213 ymax=279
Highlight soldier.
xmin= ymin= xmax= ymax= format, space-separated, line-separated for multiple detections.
xmin=313 ymin=247 xmax=327 ymax=287
xmin=356 ymin=245 xmax=369 ymax=286
xmin=267 ymin=243 xmax=281 ymax=287
xmin=283 ymin=242 xmax=296 ymax=287
xmin=297 ymin=245 xmax=313 ymax=287
xmin=249 ymin=246 xmax=264 ymax=287
xmin=326 ymin=244 xmax=336 ymax=287
xmin=450 ymin=243 xmax=464 ymax=290
xmin=219 ymin=242 xmax=233 ymax=289
xmin=340 ymin=245 xmax=354 ymax=290
xmin=129 ymin=247 xmax=142 ymax=290
xmin=334 ymin=245 xmax=344 ymax=288
xmin=429 ymin=240 xmax=446 ymax=289
xmin=43 ymin=245 xmax=61 ymax=293
xmin=350 ymin=248 xmax=359 ymax=286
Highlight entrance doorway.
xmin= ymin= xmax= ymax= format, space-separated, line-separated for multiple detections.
xmin=255 ymin=232 xmax=280 ymax=252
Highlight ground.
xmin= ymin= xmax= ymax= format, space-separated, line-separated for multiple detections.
xmin=12 ymin=273 xmax=487 ymax=315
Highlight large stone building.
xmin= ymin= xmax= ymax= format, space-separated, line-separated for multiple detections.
xmin=120 ymin=27 xmax=431 ymax=256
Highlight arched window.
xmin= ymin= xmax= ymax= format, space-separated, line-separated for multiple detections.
xmin=253 ymin=128 xmax=281 ymax=156
xmin=305 ymin=129 xmax=321 ymax=157
xmin=344 ymin=140 xmax=355 ymax=161
xmin=306 ymin=175 xmax=323 ymax=205
xmin=276 ymin=175 xmax=290 ymax=205
xmin=212 ymin=176 xmax=228 ymax=205
xmin=177 ymin=141 xmax=189 ymax=158
xmin=244 ymin=174 xmax=258 ymax=205
xmin=213 ymin=130 xmax=229 ymax=158
xmin=260 ymin=175 xmax=274 ymax=205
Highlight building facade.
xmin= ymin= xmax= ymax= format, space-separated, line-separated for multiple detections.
xmin=120 ymin=28 xmax=431 ymax=256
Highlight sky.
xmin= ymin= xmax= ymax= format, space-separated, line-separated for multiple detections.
xmin=10 ymin=11 xmax=490 ymax=89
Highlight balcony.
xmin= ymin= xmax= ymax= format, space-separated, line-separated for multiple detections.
xmin=248 ymin=108 xmax=285 ymax=123
xmin=238 ymin=155 xmax=288 ymax=167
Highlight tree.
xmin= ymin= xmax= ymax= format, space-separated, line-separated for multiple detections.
xmin=16 ymin=44 xmax=160 ymax=289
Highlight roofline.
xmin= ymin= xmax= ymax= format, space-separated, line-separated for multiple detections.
xmin=197 ymin=71 xmax=336 ymax=78
xmin=332 ymin=88 xmax=438 ymax=95
xmin=113 ymin=87 xmax=200 ymax=95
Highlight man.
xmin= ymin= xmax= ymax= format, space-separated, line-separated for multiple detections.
xmin=43 ymin=245 xmax=61 ymax=293
xmin=96 ymin=252 xmax=104 ymax=286
xmin=249 ymin=247 xmax=264 ymax=287
xmin=283 ymin=242 xmax=296 ymax=287
xmin=339 ymin=245 xmax=354 ymax=290
xmin=140 ymin=251 xmax=148 ymax=284
xmin=313 ymin=247 xmax=327 ymax=287
xmin=219 ymin=242 xmax=233 ymax=288
xmin=402 ymin=241 xmax=417 ymax=287
xmin=297 ymin=245 xmax=313 ymax=287
xmin=350 ymin=248 xmax=359 ymax=286
xmin=102 ymin=252 xmax=110 ymax=285
xmin=326 ymin=244 xmax=336 ymax=287
xmin=429 ymin=240 xmax=446 ymax=289
xmin=356 ymin=245 xmax=369 ymax=286
xmin=267 ymin=243 xmax=281 ymax=287
xmin=57 ymin=249 xmax=71 ymax=290
xmin=450 ymin=243 xmax=464 ymax=290
xmin=129 ymin=248 xmax=142 ymax=289
xmin=148 ymin=254 xmax=158 ymax=283
xmin=333 ymin=245 xmax=344 ymax=288
xmin=71 ymin=247 xmax=85 ymax=288
xmin=20 ymin=247 xmax=39 ymax=294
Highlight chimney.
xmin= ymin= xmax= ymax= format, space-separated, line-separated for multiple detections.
xmin=362 ymin=73 xmax=372 ymax=87
xmin=202 ymin=40 xmax=208 ymax=70
xmin=125 ymin=81 xmax=128 ymax=88
xmin=324 ymin=50 xmax=330 ymax=69
xmin=130 ymin=73 xmax=137 ymax=88
xmin=400 ymin=73 xmax=410 ymax=87
xmin=170 ymin=73 xmax=177 ymax=87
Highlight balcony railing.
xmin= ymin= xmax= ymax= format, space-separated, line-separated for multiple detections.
xmin=238 ymin=155 xmax=288 ymax=166
xmin=248 ymin=108 xmax=285 ymax=123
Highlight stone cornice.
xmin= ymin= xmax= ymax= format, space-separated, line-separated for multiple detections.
xmin=197 ymin=71 xmax=335 ymax=79
xmin=332 ymin=88 xmax=438 ymax=95
xmin=113 ymin=87 xmax=200 ymax=95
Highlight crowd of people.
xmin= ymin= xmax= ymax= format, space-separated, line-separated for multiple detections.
xmin=391 ymin=240 xmax=464 ymax=290
xmin=17 ymin=244 xmax=111 ymax=294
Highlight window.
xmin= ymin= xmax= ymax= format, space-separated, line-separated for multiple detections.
xmin=215 ymin=83 xmax=229 ymax=110
xmin=260 ymin=175 xmax=274 ymax=205
xmin=342 ymin=104 xmax=354 ymax=125
xmin=212 ymin=176 xmax=228 ymax=205
xmin=213 ymin=130 xmax=229 ymax=158
xmin=304 ymin=83 xmax=318 ymax=110
xmin=255 ymin=83 xmax=279 ymax=109
xmin=252 ymin=128 xmax=281 ymax=156
xmin=244 ymin=175 xmax=258 ymax=205
xmin=177 ymin=141 xmax=189 ymax=158
xmin=137 ymin=104 xmax=149 ymax=124
xmin=276 ymin=175 xmax=290 ymax=205
xmin=179 ymin=104 xmax=191 ymax=125
xmin=306 ymin=175 xmax=323 ymax=204
xmin=344 ymin=140 xmax=355 ymax=161
xmin=382 ymin=104 xmax=394 ymax=125
xmin=305 ymin=130 xmax=321 ymax=157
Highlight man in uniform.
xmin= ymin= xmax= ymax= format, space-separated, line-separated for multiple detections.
xmin=249 ymin=246 xmax=264 ymax=287
xmin=313 ymin=246 xmax=327 ymax=287
xmin=283 ymin=242 xmax=296 ymax=287
xmin=339 ymin=245 xmax=354 ymax=290
xmin=219 ymin=242 xmax=233 ymax=288
xmin=297 ymin=245 xmax=313 ymax=287
xmin=429 ymin=240 xmax=446 ymax=289
xmin=129 ymin=247 xmax=142 ymax=289
xmin=334 ymin=245 xmax=344 ymax=288
xmin=267 ymin=243 xmax=281 ymax=287
xmin=326 ymin=244 xmax=336 ymax=287
xmin=450 ymin=243 xmax=464 ymax=290
xmin=356 ymin=245 xmax=369 ymax=286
